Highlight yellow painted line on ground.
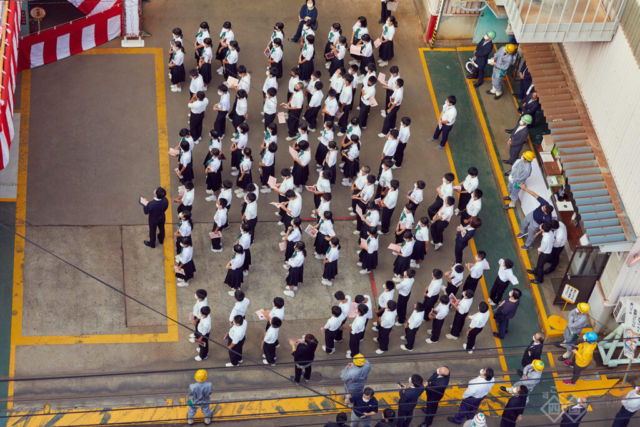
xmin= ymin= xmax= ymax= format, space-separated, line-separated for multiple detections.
xmin=419 ymin=48 xmax=508 ymax=371
xmin=0 ymin=198 xmax=17 ymax=202
xmin=457 ymin=46 xmax=477 ymax=51
xmin=10 ymin=48 xmax=178 ymax=347
xmin=429 ymin=47 xmax=457 ymax=51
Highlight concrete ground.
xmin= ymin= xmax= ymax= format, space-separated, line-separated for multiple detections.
xmin=1 ymin=0 xmax=631 ymax=426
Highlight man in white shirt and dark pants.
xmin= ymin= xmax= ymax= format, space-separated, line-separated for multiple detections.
xmin=286 ymin=82 xmax=305 ymax=138
xmin=447 ymin=289 xmax=474 ymax=340
xmin=464 ymin=302 xmax=490 ymax=354
xmin=545 ymin=219 xmax=567 ymax=275
xmin=188 ymin=91 xmax=209 ymax=142
xmin=428 ymin=96 xmax=457 ymax=150
xmin=226 ymin=315 xmax=247 ymax=367
xmin=613 ymin=386 xmax=640 ymax=427
xmin=449 ymin=367 xmax=495 ymax=424
xmin=527 ymin=222 xmax=554 ymax=284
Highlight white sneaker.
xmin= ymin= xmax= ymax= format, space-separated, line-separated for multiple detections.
xmin=339 ymin=162 xmax=345 ymax=168
xmin=178 ymin=282 xmax=190 ymax=287
xmin=392 ymin=165 xmax=400 ymax=169
xmin=346 ymin=350 xmax=352 ymax=358
xmin=353 ymin=230 xmax=360 ymax=235
xmin=488 ymin=299 xmax=497 ymax=306
xmin=205 ymin=189 xmax=214 ymax=195
xmin=401 ymin=345 xmax=413 ymax=351
xmin=357 ymin=106 xmax=360 ymax=110
xmin=283 ymin=264 xmax=289 ymax=269
xmin=309 ymin=128 xmax=316 ymax=133
xmin=225 ymin=362 xmax=236 ymax=367
xmin=348 ymin=206 xmax=354 ymax=211
xmin=175 ymin=255 xmax=180 ymax=262
xmin=260 ymin=188 xmax=272 ymax=193
xmin=379 ymin=61 xmax=389 ymax=67
xmin=205 ymin=195 xmax=217 ymax=202
xmin=286 ymin=136 xmax=295 ymax=141
xmin=311 ymin=212 xmax=317 ymax=218
xmin=284 ymin=290 xmax=295 ymax=297
xmin=380 ymin=111 xmax=387 ymax=118
xmin=349 ymin=60 xmax=357 ymax=65
xmin=171 ymin=87 xmax=181 ymax=92
xmin=195 ymin=356 xmax=207 ymax=361
xmin=375 ymin=349 xmax=385 ymax=354
xmin=277 ymin=221 xmax=284 ymax=226
xmin=315 ymin=254 xmax=324 ymax=259
xmin=392 ymin=276 xmax=402 ymax=283
xmin=337 ymin=132 xmax=344 ymax=136
xmin=395 ymin=322 xmax=403 ymax=327
xmin=280 ymin=231 xmax=286 ymax=236
xmin=356 ymin=262 xmax=362 ymax=266
xmin=378 ymin=133 xmax=386 ymax=138
xmin=434 ymin=243 xmax=443 ymax=251
xmin=189 ymin=338 xmax=196 ymax=343
xmin=243 ymin=271 xmax=249 ymax=277
xmin=228 ymin=290 xmax=236 ymax=296
xmin=342 ymin=181 xmax=351 ymax=187
xmin=230 ymin=171 xmax=239 ymax=176
xmin=275 ymin=212 xmax=281 ymax=216
xmin=426 ymin=339 xmax=437 ymax=344
xmin=325 ymin=62 xmax=331 ymax=69
xmin=464 ymin=343 xmax=473 ymax=354
xmin=372 ymin=327 xmax=379 ymax=332
xmin=446 ymin=334 xmax=458 ymax=340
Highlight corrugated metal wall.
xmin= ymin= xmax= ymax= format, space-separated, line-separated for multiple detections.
xmin=563 ymin=26 xmax=640 ymax=235
xmin=620 ymin=0 xmax=640 ymax=64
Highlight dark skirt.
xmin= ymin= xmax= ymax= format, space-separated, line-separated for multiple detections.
xmin=237 ymin=171 xmax=253 ymax=190
xmin=274 ymin=61 xmax=283 ymax=79
xmin=200 ymin=63 xmax=212 ymax=85
xmin=324 ymin=41 xmax=334 ymax=57
xmin=286 ymin=265 xmax=304 ymax=287
xmin=323 ymin=164 xmax=337 ymax=185
xmin=315 ymin=144 xmax=329 ymax=167
xmin=180 ymin=162 xmax=195 ymax=184
xmin=329 ymin=56 xmax=344 ymax=77
xmin=261 ymin=165 xmax=276 ymax=186
xmin=231 ymin=150 xmax=242 ymax=169
xmin=176 ymin=260 xmax=196 ymax=281
xmin=314 ymin=232 xmax=330 ymax=255
xmin=323 ymin=260 xmax=338 ymax=280
xmin=379 ymin=40 xmax=394 ymax=61
xmin=393 ymin=255 xmax=410 ymax=275
xmin=359 ymin=250 xmax=378 ymax=271
xmin=299 ymin=60 xmax=315 ymax=81
xmin=285 ymin=240 xmax=298 ymax=260
xmin=171 ymin=64 xmax=186 ymax=84
xmin=215 ymin=44 xmax=228 ymax=61
xmin=224 ymin=63 xmax=237 ymax=81
xmin=411 ymin=240 xmax=427 ymax=261
xmin=224 ymin=268 xmax=244 ymax=289
xmin=243 ymin=249 xmax=252 ymax=270
xmin=292 ymin=162 xmax=310 ymax=186
xmin=344 ymin=158 xmax=360 ymax=178
xmin=206 ymin=170 xmax=222 ymax=192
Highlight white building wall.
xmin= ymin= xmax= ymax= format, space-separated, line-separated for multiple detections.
xmin=563 ymin=28 xmax=640 ymax=234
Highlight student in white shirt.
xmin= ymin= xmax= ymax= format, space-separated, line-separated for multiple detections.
xmin=349 ymin=16 xmax=369 ymax=65
xmin=347 ymin=303 xmax=369 ymax=357
xmin=392 ymin=230 xmax=415 ymax=280
xmin=427 ymin=295 xmax=450 ymax=344
xmin=324 ymin=23 xmax=342 ymax=67
xmin=395 ymin=268 xmax=416 ymax=324
xmin=315 ymin=121 xmax=334 ymax=169
xmin=262 ymin=67 xmax=279 ymax=102
xmin=358 ymin=75 xmax=378 ymax=129
xmin=283 ymin=217 xmax=303 ymax=262
xmin=355 ymin=294 xmax=374 ymax=326
xmin=358 ymin=202 xmax=381 ymax=242
xmin=401 ymin=302 xmax=425 ymax=351
xmin=224 ymin=245 xmax=245 ymax=295
xmin=329 ymin=36 xmax=348 ymax=77
xmin=462 ymin=250 xmax=488 ymax=294
xmin=188 ymin=91 xmax=208 ymax=142
xmin=380 ymin=65 xmax=399 ymax=117
xmin=215 ymin=21 xmax=234 ymax=72
xmin=259 ymin=142 xmax=278 ymax=190
xmin=230 ymin=123 xmax=249 ymax=172
xmin=380 ymin=78 xmax=404 ymax=135
xmin=177 ymin=140 xmax=194 ymax=185
xmin=222 ymin=40 xmax=240 ymax=81
xmin=333 ymin=291 xmax=352 ymax=343
xmin=352 ymin=175 xmax=376 ymax=233
xmin=263 ymin=316 xmax=282 ymax=365
xmin=193 ymin=306 xmax=211 ymax=361
xmin=234 ymin=147 xmax=253 ymax=193
xmin=218 ymin=180 xmax=233 ymax=213
xmin=341 ymin=135 xmax=362 ymax=185
xmin=310 ymin=169 xmax=332 ymax=210
xmin=455 ymin=167 xmax=479 ymax=217
xmin=313 ymin=210 xmax=336 ymax=257
xmin=531 ymin=222 xmax=554 ymax=284
xmin=275 ymin=169 xmax=295 ymax=222
xmin=377 ymin=16 xmax=397 ymax=67
xmin=229 ymin=89 xmax=248 ymax=130
xmin=323 ymin=306 xmax=343 ymax=354
xmin=226 ymin=315 xmax=247 ymax=367
xmin=407 ymin=180 xmax=425 ymax=214
xmin=379 ymin=179 xmax=399 ymax=234
xmin=189 ymin=288 xmax=207 ymax=332
xmin=465 ymin=302 xmax=491 ymax=353
xmin=546 ymin=219 xmax=568 ymax=274
xmin=394 ymin=203 xmax=415 ymax=244
xmin=430 ymin=196 xmax=455 ymax=250
xmin=322 ymin=89 xmax=339 ymax=126
xmin=422 ymin=269 xmax=444 ymax=320
xmin=298 ymin=34 xmax=316 ymax=82
xmin=262 ymin=88 xmax=278 ymax=130
xmin=174 ymin=211 xmax=193 ymax=260
xmin=447 ymin=289 xmax=475 ymax=340
xmin=291 ymin=139 xmax=312 ymax=190
xmin=205 ymin=147 xmax=223 ymax=200
xmin=329 ymin=68 xmax=346 ymax=95
xmin=304 ymin=80 xmax=324 ymax=132
xmin=236 ymin=224 xmax=252 ymax=276
xmin=445 ymin=263 xmax=465 ymax=297
xmin=213 ymin=85 xmax=230 ymax=138
xmin=429 ymin=95 xmax=457 ymax=150
xmin=305 ymin=70 xmax=322 ymax=104
xmin=375 ymin=160 xmax=394 ymax=199
xmin=285 ymin=82 xmax=305 ymax=139
xmin=358 ymin=226 xmax=379 ymax=274
xmin=169 ymin=40 xmax=186 ymax=92
xmin=242 ymin=192 xmax=258 ymax=244
xmin=393 ymin=117 xmax=411 ymax=169
xmin=410 ymin=217 xmax=430 ymax=268
xmin=229 ymin=289 xmax=250 ymax=322
xmin=322 ymin=237 xmax=341 ymax=286
xmin=198 ymin=38 xmax=213 ymax=89
xmin=188 ymin=69 xmax=205 ymax=102
xmin=461 ymin=189 xmax=483 ymax=227
xmin=210 ymin=198 xmax=228 ymax=253
xmin=358 ymin=34 xmax=375 ymax=69
xmin=173 ymin=181 xmax=195 ymax=214
xmin=194 ymin=22 xmax=210 ymax=63
xmin=373 ymin=300 xmax=397 ymax=354
xmin=284 ymin=241 xmax=307 ymax=297
xmin=175 ymin=236 xmax=195 ymax=287
xmin=267 ymin=38 xmax=284 ymax=79
xmin=281 ymin=189 xmax=302 ymax=232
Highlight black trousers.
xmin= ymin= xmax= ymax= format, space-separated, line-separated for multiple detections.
xmin=394 ymin=142 xmax=407 ymax=166
xmin=612 ymin=407 xmax=637 ymax=427
xmin=288 ymin=109 xmax=302 ymax=137
xmin=339 ymin=105 xmax=351 ymax=133
xmin=423 ymin=399 xmax=442 ymax=426
xmin=381 ymin=1 xmax=391 ymax=21
xmin=397 ymin=293 xmax=411 ymax=323
xmin=381 ymin=207 xmax=394 ymax=233
xmin=405 ymin=326 xmax=419 ymax=350
xmin=463 ymin=275 xmax=480 ymax=293
xmin=451 ymin=310 xmax=468 ymax=337
xmin=335 ymin=318 xmax=348 ymax=341
xmin=214 ymin=110 xmax=227 ymax=137
xmin=304 ymin=106 xmax=321 ymax=130
xmin=294 ymin=364 xmax=312 ymax=383
xmin=508 ymin=143 xmax=525 ymax=164
xmin=228 ymin=336 xmax=245 ymax=366
xmin=466 ymin=327 xmax=483 ymax=350
xmin=381 ymin=105 xmax=400 ymax=134
xmin=190 ymin=111 xmax=205 ymax=141
xmin=349 ymin=331 xmax=364 ymax=354
xmin=325 ymin=329 xmax=337 ymax=352
xmin=546 ymin=246 xmax=564 ymax=274
xmin=474 ymin=56 xmax=488 ymax=83
xmin=431 ymin=318 xmax=445 ymax=342
xmin=533 ymin=252 xmax=552 ymax=283
xmin=148 ymin=219 xmax=165 ymax=246
xmin=423 ymin=295 xmax=439 ymax=320
xmin=264 ymin=341 xmax=277 ymax=364
xmin=454 ymin=243 xmax=467 ymax=264
xmin=433 ymin=124 xmax=453 ymax=147
xmin=458 ymin=192 xmax=471 ymax=212
xmin=264 ymin=112 xmax=276 ymax=129
xmin=358 ymin=99 xmax=371 ymax=128
xmin=427 ymin=196 xmax=443 ymax=219
xmin=195 ymin=331 xmax=210 ymax=359
xmin=378 ymin=326 xmax=391 ymax=351
xmin=430 ymin=220 xmax=448 ymax=244
xmin=446 ymin=282 xmax=460 ymax=298
xmin=490 ymin=277 xmax=509 ymax=304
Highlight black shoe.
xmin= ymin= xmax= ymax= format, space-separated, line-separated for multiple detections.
xmin=418 ymin=424 xmax=429 ymax=427
xmin=526 ymin=269 xmax=535 ymax=274
xmin=554 ymin=342 xmax=565 ymax=348
xmin=378 ymin=19 xmax=385 ymax=24
xmin=503 ymin=205 xmax=513 ymax=211
xmin=421 ymin=407 xmax=428 ymax=414
xmin=512 ymin=93 xmax=518 ymax=98
xmin=473 ymin=80 xmax=483 ymax=87
xmin=485 ymin=90 xmax=493 ymax=95
xmin=503 ymin=196 xmax=511 ymax=201
xmin=500 ymin=386 xmax=510 ymax=394
xmin=447 ymin=416 xmax=460 ymax=425
xmin=502 ymin=160 xmax=512 ymax=164
xmin=494 ymin=94 xmax=503 ymax=100
xmin=493 ymin=332 xmax=504 ymax=339
xmin=516 ymin=369 xmax=524 ymax=377
xmin=505 ymin=129 xmax=513 ymax=134
xmin=543 ymin=269 xmax=553 ymax=275
xmin=143 ymin=241 xmax=155 ymax=248
xmin=531 ymin=279 xmax=541 ymax=284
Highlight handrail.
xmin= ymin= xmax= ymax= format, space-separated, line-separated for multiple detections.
xmin=0 ymin=2 xmax=10 ymax=102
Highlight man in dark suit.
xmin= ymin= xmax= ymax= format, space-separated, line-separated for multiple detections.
xmin=454 ymin=217 xmax=481 ymax=264
xmin=397 ymin=374 xmax=424 ymax=427
xmin=519 ymin=332 xmax=545 ymax=376
xmin=500 ymin=385 xmax=528 ymax=427
xmin=467 ymin=31 xmax=495 ymax=88
xmin=516 ymin=61 xmax=532 ymax=99
xmin=506 ymin=90 xmax=539 ymax=130
xmin=419 ymin=367 xmax=450 ymax=427
xmin=560 ymin=397 xmax=588 ymax=427
xmin=141 ymin=187 xmax=169 ymax=248
xmin=502 ymin=115 xmax=532 ymax=165
xmin=323 ymin=412 xmax=347 ymax=427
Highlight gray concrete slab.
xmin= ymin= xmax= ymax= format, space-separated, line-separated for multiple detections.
xmin=0 ymin=113 xmax=20 ymax=199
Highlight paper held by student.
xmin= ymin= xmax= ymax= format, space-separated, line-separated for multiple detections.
xmin=355 ymin=204 xmax=363 ymax=216
xmin=305 ymin=225 xmax=318 ymax=237
xmin=305 ymin=185 xmax=315 ymax=192
xmin=360 ymin=238 xmax=368 ymax=251
xmin=349 ymin=44 xmax=361 ymax=55
xmin=279 ymin=241 xmax=287 ymax=251
xmin=174 ymin=168 xmax=182 ymax=178
xmin=270 ymin=202 xmax=282 ymax=208
xmin=289 ymin=145 xmax=298 ymax=157
xmin=377 ymin=72 xmax=386 ymax=85
xmin=139 ymin=196 xmax=149 ymax=207
xmin=264 ymin=47 xmax=271 ymax=58
xmin=335 ymin=110 xmax=344 ymax=119
xmin=449 ymin=293 xmax=458 ymax=305
xmin=325 ymin=51 xmax=335 ymax=60
xmin=268 ymin=175 xmax=278 ymax=188
xmin=174 ymin=266 xmax=185 ymax=275
xmin=209 ymin=231 xmax=222 ymax=239
xmin=255 ymin=309 xmax=267 ymax=320
xmin=388 ymin=243 xmax=402 ymax=252
xmin=226 ymin=76 xmax=239 ymax=87
xmin=453 ymin=185 xmax=462 ymax=191
xmin=278 ymin=112 xmax=286 ymax=124
xmin=168 ymin=148 xmax=180 ymax=157
xmin=348 ymin=302 xmax=358 ymax=318
xmin=374 ymin=38 xmax=382 ymax=48
xmin=368 ymin=97 xmax=378 ymax=107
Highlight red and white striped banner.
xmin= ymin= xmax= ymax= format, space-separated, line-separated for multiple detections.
xmin=17 ymin=2 xmax=122 ymax=72
xmin=68 ymin=0 xmax=119 ymax=16
xmin=0 ymin=2 xmax=21 ymax=169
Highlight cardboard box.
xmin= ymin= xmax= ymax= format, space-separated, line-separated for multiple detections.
xmin=541 ymin=135 xmax=555 ymax=152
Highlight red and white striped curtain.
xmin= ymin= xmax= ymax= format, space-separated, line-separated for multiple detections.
xmin=0 ymin=2 xmax=21 ymax=170
xmin=68 ymin=0 xmax=120 ymax=16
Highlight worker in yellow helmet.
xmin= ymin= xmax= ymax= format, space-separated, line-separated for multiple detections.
xmin=188 ymin=370 xmax=212 ymax=425
xmin=487 ymin=43 xmax=517 ymax=100
xmin=557 ymin=303 xmax=590 ymax=361
xmin=503 ymin=151 xmax=535 ymax=210
xmin=341 ymin=353 xmax=371 ymax=397
xmin=500 ymin=359 xmax=544 ymax=397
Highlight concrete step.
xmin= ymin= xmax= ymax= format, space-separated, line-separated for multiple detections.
xmin=574 ymin=195 xmax=612 ymax=206
xmin=558 ymin=152 xmax=595 ymax=162
xmin=564 ymin=167 xmax=601 ymax=177
xmin=570 ymin=181 xmax=605 ymax=191
xmin=563 ymin=160 xmax=598 ymax=170
xmin=585 ymin=225 xmax=623 ymax=236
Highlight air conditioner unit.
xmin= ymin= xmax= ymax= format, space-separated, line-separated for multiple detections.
xmin=613 ymin=296 xmax=640 ymax=323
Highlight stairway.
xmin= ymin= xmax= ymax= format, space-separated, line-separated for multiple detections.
xmin=520 ymin=43 xmax=634 ymax=247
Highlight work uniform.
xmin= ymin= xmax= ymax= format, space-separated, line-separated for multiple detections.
xmin=490 ymin=46 xmax=516 ymax=95
xmin=506 ymin=159 xmax=532 ymax=202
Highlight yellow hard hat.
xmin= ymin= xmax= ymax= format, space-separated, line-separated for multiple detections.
xmin=353 ymin=354 xmax=366 ymax=367
xmin=578 ymin=303 xmax=590 ymax=314
xmin=195 ymin=369 xmax=207 ymax=382
xmin=532 ymin=360 xmax=544 ymax=372
xmin=505 ymin=44 xmax=517 ymax=54
xmin=522 ymin=151 xmax=535 ymax=162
